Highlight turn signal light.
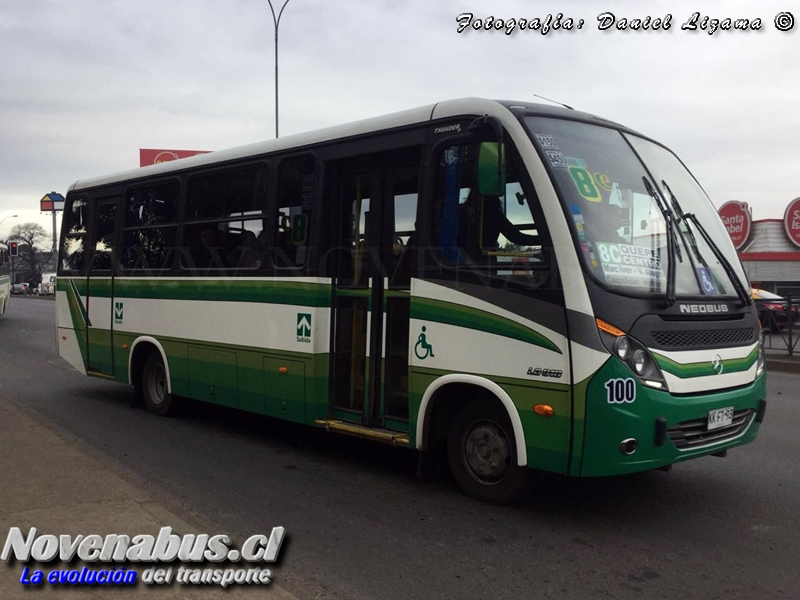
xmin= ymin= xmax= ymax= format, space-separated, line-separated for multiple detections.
xmin=533 ymin=404 xmax=554 ymax=417
xmin=596 ymin=318 xmax=625 ymax=337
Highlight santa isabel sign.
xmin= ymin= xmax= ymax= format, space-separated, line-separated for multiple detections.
xmin=717 ymin=201 xmax=751 ymax=250
xmin=783 ymin=197 xmax=800 ymax=248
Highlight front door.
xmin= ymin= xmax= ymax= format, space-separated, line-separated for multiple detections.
xmin=329 ymin=153 xmax=419 ymax=430
xmin=86 ymin=198 xmax=118 ymax=376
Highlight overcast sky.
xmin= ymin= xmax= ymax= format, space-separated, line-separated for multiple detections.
xmin=1 ymin=0 xmax=797 ymax=240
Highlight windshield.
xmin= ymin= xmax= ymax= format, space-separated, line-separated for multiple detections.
xmin=524 ymin=117 xmax=747 ymax=298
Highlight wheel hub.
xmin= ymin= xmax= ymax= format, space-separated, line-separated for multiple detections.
xmin=463 ymin=422 xmax=511 ymax=482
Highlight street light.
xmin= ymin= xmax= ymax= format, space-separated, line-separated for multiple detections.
xmin=0 ymin=214 xmax=18 ymax=238
xmin=267 ymin=0 xmax=292 ymax=139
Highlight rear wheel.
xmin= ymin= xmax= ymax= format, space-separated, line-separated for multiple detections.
xmin=447 ymin=400 xmax=529 ymax=504
xmin=141 ymin=352 xmax=179 ymax=416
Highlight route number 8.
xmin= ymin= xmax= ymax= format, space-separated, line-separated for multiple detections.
xmin=569 ymin=166 xmax=601 ymax=201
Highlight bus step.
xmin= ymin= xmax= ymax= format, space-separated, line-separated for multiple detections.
xmin=314 ymin=420 xmax=410 ymax=447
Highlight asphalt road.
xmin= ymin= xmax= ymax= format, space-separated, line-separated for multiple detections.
xmin=2 ymin=297 xmax=799 ymax=600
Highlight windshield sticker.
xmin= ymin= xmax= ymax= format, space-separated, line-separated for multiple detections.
xmin=596 ymin=242 xmax=663 ymax=286
xmin=568 ymin=166 xmax=601 ymax=201
xmin=594 ymin=172 xmax=613 ymax=191
xmin=586 ymin=241 xmax=598 ymax=267
xmin=545 ymin=150 xmax=568 ymax=168
xmin=534 ymin=134 xmax=558 ymax=149
xmin=566 ymin=157 xmax=588 ymax=169
xmin=697 ymin=267 xmax=719 ymax=295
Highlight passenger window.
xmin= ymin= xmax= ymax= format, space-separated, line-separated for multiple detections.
xmin=122 ymin=181 xmax=179 ymax=271
xmin=182 ymin=219 xmax=265 ymax=271
xmin=186 ymin=166 xmax=264 ymax=220
xmin=389 ymin=164 xmax=419 ymax=288
xmin=60 ymin=196 xmax=89 ymax=272
xmin=64 ymin=198 xmax=88 ymax=234
xmin=126 ymin=182 xmax=179 ymax=227
xmin=274 ymin=155 xmax=315 ymax=268
xmin=181 ymin=165 xmax=267 ymax=273
xmin=92 ymin=202 xmax=118 ymax=271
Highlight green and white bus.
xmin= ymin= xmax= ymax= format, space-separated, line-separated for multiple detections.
xmin=57 ymin=98 xmax=766 ymax=503
xmin=0 ymin=242 xmax=9 ymax=316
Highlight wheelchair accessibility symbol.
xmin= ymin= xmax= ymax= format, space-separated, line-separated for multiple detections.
xmin=697 ymin=267 xmax=718 ymax=295
xmin=414 ymin=326 xmax=435 ymax=360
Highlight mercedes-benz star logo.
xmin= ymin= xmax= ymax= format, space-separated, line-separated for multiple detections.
xmin=712 ymin=354 xmax=724 ymax=375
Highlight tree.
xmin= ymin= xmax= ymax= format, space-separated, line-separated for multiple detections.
xmin=10 ymin=222 xmax=49 ymax=280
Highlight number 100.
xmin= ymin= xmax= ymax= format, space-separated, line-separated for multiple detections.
xmin=605 ymin=378 xmax=636 ymax=404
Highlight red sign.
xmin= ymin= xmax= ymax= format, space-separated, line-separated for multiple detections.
xmin=139 ymin=148 xmax=210 ymax=167
xmin=783 ymin=197 xmax=800 ymax=248
xmin=717 ymin=201 xmax=751 ymax=250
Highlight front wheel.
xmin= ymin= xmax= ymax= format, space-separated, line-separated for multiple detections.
xmin=447 ymin=401 xmax=529 ymax=504
xmin=141 ymin=352 xmax=179 ymax=416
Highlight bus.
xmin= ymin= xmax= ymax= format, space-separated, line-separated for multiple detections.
xmin=56 ymin=98 xmax=766 ymax=504
xmin=0 ymin=242 xmax=9 ymax=316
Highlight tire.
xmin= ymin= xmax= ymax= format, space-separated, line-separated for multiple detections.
xmin=141 ymin=352 xmax=179 ymax=416
xmin=446 ymin=400 xmax=529 ymax=505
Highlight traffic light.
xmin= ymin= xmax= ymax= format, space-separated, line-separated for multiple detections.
xmin=9 ymin=242 xmax=18 ymax=257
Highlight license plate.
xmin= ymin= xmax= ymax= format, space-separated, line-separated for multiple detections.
xmin=708 ymin=406 xmax=734 ymax=430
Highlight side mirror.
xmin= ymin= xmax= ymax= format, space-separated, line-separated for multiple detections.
xmin=477 ymin=142 xmax=506 ymax=196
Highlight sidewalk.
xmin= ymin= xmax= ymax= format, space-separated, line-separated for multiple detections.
xmin=0 ymin=397 xmax=299 ymax=598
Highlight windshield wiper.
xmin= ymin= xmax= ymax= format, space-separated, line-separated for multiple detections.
xmin=642 ymin=176 xmax=676 ymax=307
xmin=661 ymin=180 xmax=751 ymax=307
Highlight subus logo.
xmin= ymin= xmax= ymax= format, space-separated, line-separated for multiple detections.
xmin=114 ymin=302 xmax=123 ymax=324
xmin=678 ymin=304 xmax=729 ymax=314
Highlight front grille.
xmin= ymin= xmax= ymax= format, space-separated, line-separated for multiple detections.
xmin=667 ymin=409 xmax=754 ymax=450
xmin=652 ymin=328 xmax=754 ymax=349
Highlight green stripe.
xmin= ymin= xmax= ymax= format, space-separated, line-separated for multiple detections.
xmin=410 ymin=297 xmax=562 ymax=354
xmin=653 ymin=346 xmax=758 ymax=378
xmin=64 ymin=280 xmax=88 ymax=366
xmin=69 ymin=279 xmax=91 ymax=327
xmin=61 ymin=277 xmax=332 ymax=307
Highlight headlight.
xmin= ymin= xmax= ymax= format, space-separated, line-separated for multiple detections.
xmin=756 ymin=329 xmax=766 ymax=376
xmin=616 ymin=337 xmax=631 ymax=360
xmin=633 ymin=350 xmax=647 ymax=375
xmin=596 ymin=319 xmax=668 ymax=390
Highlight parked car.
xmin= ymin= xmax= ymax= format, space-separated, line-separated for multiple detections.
xmin=752 ymin=288 xmax=799 ymax=331
xmin=11 ymin=283 xmax=28 ymax=295
xmin=38 ymin=273 xmax=56 ymax=296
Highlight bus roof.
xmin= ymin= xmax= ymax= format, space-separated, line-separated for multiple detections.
xmin=68 ymin=97 xmax=632 ymax=192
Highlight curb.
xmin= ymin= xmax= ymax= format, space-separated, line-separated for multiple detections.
xmin=765 ymin=357 xmax=800 ymax=374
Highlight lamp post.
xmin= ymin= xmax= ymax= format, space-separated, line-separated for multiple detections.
xmin=0 ymin=214 xmax=18 ymax=234
xmin=267 ymin=0 xmax=292 ymax=138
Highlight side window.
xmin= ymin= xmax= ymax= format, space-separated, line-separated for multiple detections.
xmin=274 ymin=155 xmax=315 ymax=268
xmin=121 ymin=181 xmax=179 ymax=271
xmin=432 ymin=143 xmax=549 ymax=284
xmin=92 ymin=201 xmax=118 ymax=271
xmin=389 ymin=163 xmax=419 ymax=287
xmin=60 ymin=196 xmax=88 ymax=273
xmin=181 ymin=165 xmax=267 ymax=273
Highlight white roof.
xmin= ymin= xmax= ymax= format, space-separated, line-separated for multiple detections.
xmin=70 ymin=98 xmax=516 ymax=192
